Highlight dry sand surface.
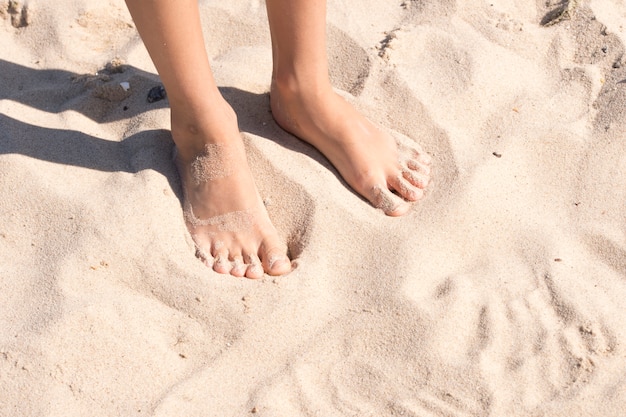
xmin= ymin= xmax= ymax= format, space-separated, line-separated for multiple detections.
xmin=1 ymin=0 xmax=626 ymax=415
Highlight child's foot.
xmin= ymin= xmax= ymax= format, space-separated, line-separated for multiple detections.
xmin=270 ymin=81 xmax=432 ymax=216
xmin=172 ymin=101 xmax=291 ymax=278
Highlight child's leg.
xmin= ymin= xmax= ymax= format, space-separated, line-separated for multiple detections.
xmin=266 ymin=0 xmax=432 ymax=216
xmin=125 ymin=0 xmax=291 ymax=278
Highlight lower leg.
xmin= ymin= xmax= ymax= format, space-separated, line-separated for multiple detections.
xmin=125 ymin=0 xmax=291 ymax=278
xmin=125 ymin=0 xmax=233 ymax=157
xmin=266 ymin=0 xmax=432 ymax=215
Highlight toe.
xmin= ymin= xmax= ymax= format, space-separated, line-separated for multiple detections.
xmin=402 ymin=168 xmax=430 ymax=189
xmin=213 ymin=250 xmax=232 ymax=274
xmin=418 ymin=151 xmax=432 ymax=165
xmin=406 ymin=159 xmax=431 ymax=176
xmin=262 ymin=245 xmax=291 ymax=276
xmin=410 ymin=145 xmax=432 ymax=165
xmin=244 ymin=254 xmax=264 ymax=279
xmin=230 ymin=255 xmax=247 ymax=277
xmin=369 ymin=185 xmax=411 ymax=216
xmin=389 ymin=175 xmax=424 ymax=202
xmin=194 ymin=245 xmax=211 ymax=266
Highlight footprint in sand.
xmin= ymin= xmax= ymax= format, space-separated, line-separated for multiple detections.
xmin=2 ymin=0 xmax=31 ymax=28
xmin=72 ymin=5 xmax=135 ymax=54
xmin=327 ymin=24 xmax=372 ymax=96
xmin=243 ymin=135 xmax=315 ymax=261
xmin=249 ymin=303 xmax=489 ymax=417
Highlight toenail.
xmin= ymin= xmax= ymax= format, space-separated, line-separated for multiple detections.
xmin=268 ymin=255 xmax=286 ymax=269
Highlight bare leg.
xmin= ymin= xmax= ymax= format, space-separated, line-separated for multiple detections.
xmin=266 ymin=0 xmax=432 ymax=216
xmin=125 ymin=0 xmax=291 ymax=278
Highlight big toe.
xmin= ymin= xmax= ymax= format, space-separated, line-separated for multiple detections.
xmin=369 ymin=185 xmax=411 ymax=216
xmin=262 ymin=244 xmax=291 ymax=276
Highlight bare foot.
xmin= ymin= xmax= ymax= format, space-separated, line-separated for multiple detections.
xmin=270 ymin=82 xmax=432 ymax=216
xmin=172 ymin=102 xmax=291 ymax=278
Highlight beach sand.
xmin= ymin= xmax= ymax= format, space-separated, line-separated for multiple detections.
xmin=1 ymin=0 xmax=625 ymax=415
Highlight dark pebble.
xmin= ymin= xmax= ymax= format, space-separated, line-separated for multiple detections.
xmin=147 ymin=85 xmax=167 ymax=103
xmin=492 ymin=152 xmax=502 ymax=158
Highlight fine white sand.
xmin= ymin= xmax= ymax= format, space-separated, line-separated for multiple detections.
xmin=1 ymin=0 xmax=625 ymax=415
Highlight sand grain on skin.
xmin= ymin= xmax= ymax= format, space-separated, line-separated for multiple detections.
xmin=190 ymin=143 xmax=235 ymax=184
xmin=184 ymin=206 xmax=254 ymax=232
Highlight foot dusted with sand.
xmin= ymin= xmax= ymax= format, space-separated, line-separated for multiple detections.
xmin=270 ymin=81 xmax=432 ymax=216
xmin=173 ymin=102 xmax=291 ymax=279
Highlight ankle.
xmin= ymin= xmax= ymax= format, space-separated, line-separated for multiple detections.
xmin=271 ymin=71 xmax=332 ymax=102
xmin=170 ymin=98 xmax=240 ymax=161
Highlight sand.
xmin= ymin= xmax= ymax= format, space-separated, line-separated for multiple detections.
xmin=1 ymin=0 xmax=625 ymax=415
